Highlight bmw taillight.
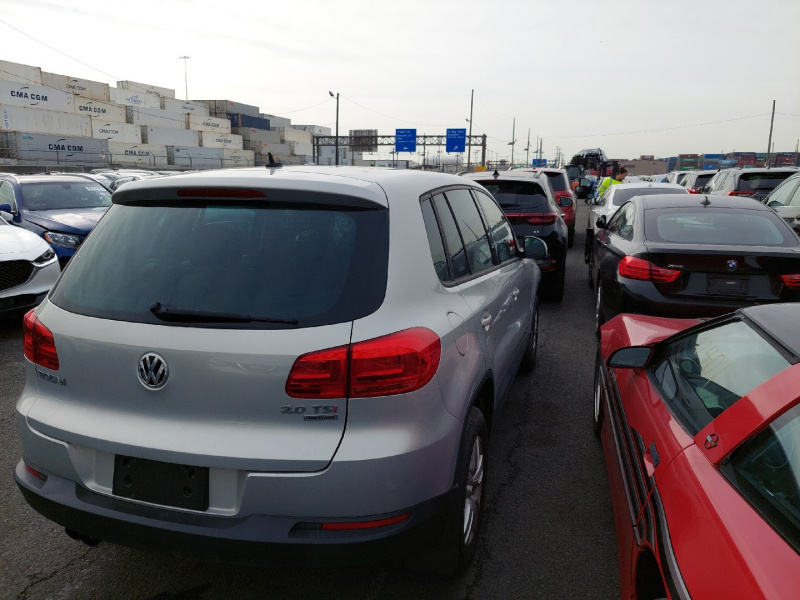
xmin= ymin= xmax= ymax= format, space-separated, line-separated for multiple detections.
xmin=780 ymin=274 xmax=800 ymax=290
xmin=618 ymin=256 xmax=681 ymax=283
xmin=505 ymin=212 xmax=558 ymax=225
xmin=286 ymin=328 xmax=441 ymax=398
xmin=23 ymin=310 xmax=60 ymax=370
xmin=728 ymin=190 xmax=755 ymax=197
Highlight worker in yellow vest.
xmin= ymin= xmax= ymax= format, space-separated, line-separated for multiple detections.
xmin=593 ymin=167 xmax=628 ymax=202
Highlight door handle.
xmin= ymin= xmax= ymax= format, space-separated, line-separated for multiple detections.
xmin=512 ymin=288 xmax=520 ymax=299
xmin=481 ymin=313 xmax=493 ymax=330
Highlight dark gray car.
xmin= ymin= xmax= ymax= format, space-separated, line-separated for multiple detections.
xmin=14 ymin=166 xmax=545 ymax=574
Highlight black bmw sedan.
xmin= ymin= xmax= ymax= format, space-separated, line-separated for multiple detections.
xmin=590 ymin=194 xmax=800 ymax=335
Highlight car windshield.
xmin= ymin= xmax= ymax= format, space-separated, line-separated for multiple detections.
xmin=644 ymin=208 xmax=797 ymax=246
xmin=651 ymin=320 xmax=791 ymax=433
xmin=612 ymin=187 xmax=686 ymax=206
xmin=478 ymin=181 xmax=548 ymax=211
xmin=725 ymin=402 xmax=800 ymax=554
xmin=49 ymin=200 xmax=389 ymax=328
xmin=20 ymin=181 xmax=112 ymax=211
xmin=739 ymin=173 xmax=796 ymax=192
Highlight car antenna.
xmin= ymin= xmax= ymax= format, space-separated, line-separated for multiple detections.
xmin=266 ymin=152 xmax=282 ymax=169
xmin=493 ymin=170 xmax=499 ymax=179
xmin=701 ymin=196 xmax=711 ymax=206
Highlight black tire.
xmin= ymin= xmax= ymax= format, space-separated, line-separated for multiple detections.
xmin=518 ymin=302 xmax=539 ymax=373
xmin=545 ymin=259 xmax=566 ymax=302
xmin=587 ymin=255 xmax=594 ymax=290
xmin=595 ymin=281 xmax=606 ymax=338
xmin=593 ymin=352 xmax=604 ymax=437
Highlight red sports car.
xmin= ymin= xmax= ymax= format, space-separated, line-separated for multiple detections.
xmin=594 ymin=303 xmax=800 ymax=599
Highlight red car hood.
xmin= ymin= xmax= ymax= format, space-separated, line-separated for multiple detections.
xmin=600 ymin=313 xmax=702 ymax=359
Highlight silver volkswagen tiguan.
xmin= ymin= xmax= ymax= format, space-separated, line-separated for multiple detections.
xmin=15 ymin=166 xmax=544 ymax=574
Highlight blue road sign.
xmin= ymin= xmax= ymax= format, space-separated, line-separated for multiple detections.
xmin=446 ymin=128 xmax=467 ymax=153
xmin=531 ymin=158 xmax=547 ymax=167
xmin=395 ymin=129 xmax=417 ymax=153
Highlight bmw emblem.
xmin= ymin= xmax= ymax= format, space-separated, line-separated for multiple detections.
xmin=138 ymin=353 xmax=169 ymax=390
xmin=726 ymin=259 xmax=738 ymax=271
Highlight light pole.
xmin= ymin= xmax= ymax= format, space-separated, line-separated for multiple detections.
xmin=524 ymin=128 xmax=531 ymax=166
xmin=467 ymin=89 xmax=474 ymax=170
xmin=508 ymin=117 xmax=517 ymax=167
xmin=179 ymin=56 xmax=191 ymax=100
xmin=329 ymin=91 xmax=339 ymax=165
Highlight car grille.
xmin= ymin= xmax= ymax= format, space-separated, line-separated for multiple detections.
xmin=0 ymin=260 xmax=34 ymax=292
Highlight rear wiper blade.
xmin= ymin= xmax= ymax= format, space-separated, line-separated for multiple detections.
xmin=149 ymin=302 xmax=298 ymax=325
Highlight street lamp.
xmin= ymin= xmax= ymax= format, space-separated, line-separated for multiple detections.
xmin=329 ymin=91 xmax=339 ymax=165
xmin=466 ymin=88 xmax=474 ymax=170
xmin=179 ymin=56 xmax=191 ymax=101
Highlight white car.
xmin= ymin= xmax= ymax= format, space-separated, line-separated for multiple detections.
xmin=0 ymin=218 xmax=60 ymax=318
xmin=587 ymin=182 xmax=688 ymax=236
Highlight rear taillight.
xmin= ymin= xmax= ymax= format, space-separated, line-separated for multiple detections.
xmin=780 ymin=274 xmax=800 ymax=290
xmin=618 ymin=256 xmax=681 ymax=283
xmin=728 ymin=191 xmax=755 ymax=197
xmin=687 ymin=188 xmax=700 ymax=194
xmin=505 ymin=212 xmax=558 ymax=225
xmin=286 ymin=328 xmax=441 ymax=398
xmin=23 ymin=310 xmax=59 ymax=370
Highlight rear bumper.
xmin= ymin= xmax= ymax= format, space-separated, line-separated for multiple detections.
xmin=15 ymin=458 xmax=452 ymax=565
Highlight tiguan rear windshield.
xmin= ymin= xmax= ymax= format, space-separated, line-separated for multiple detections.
xmin=478 ymin=181 xmax=549 ymax=211
xmin=613 ymin=187 xmax=686 ymax=206
xmin=50 ymin=200 xmax=389 ymax=328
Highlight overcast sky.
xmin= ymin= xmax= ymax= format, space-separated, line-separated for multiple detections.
xmin=1 ymin=0 xmax=798 ymax=164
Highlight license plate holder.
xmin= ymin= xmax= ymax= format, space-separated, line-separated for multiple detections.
xmin=707 ymin=276 xmax=749 ymax=295
xmin=113 ymin=455 xmax=209 ymax=511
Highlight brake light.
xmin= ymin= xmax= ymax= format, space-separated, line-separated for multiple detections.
xmin=23 ymin=310 xmax=59 ymax=370
xmin=618 ymin=257 xmax=681 ymax=283
xmin=321 ymin=513 xmax=411 ymax=531
xmin=286 ymin=328 xmax=441 ymax=398
xmin=505 ymin=212 xmax=558 ymax=225
xmin=686 ymin=188 xmax=700 ymax=194
xmin=177 ymin=188 xmax=267 ymax=198
xmin=780 ymin=274 xmax=800 ymax=290
xmin=727 ymin=191 xmax=755 ymax=197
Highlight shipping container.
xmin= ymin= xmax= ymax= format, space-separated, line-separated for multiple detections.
xmin=41 ymin=72 xmax=110 ymax=102
xmin=1 ymin=104 xmax=90 ymax=136
xmin=291 ymin=141 xmax=313 ymax=156
xmin=107 ymin=141 xmax=169 ymax=168
xmin=1 ymin=132 xmax=109 ymax=167
xmin=245 ymin=141 xmax=290 ymax=154
xmin=197 ymin=100 xmax=259 ymax=117
xmin=160 ymin=97 xmax=209 ymax=116
xmin=261 ymin=113 xmax=291 ymax=128
xmin=117 ymin=80 xmax=175 ymax=99
xmin=126 ymin=106 xmax=187 ymax=129
xmin=186 ymin=114 xmax=231 ymax=133
xmin=141 ymin=126 xmax=199 ymax=146
xmin=702 ymin=153 xmax=723 ymax=159
xmin=0 ymin=60 xmax=42 ymax=85
xmin=293 ymin=124 xmax=331 ymax=136
xmin=91 ymin=119 xmax=142 ymax=144
xmin=232 ymin=127 xmax=280 ymax=144
xmin=109 ymin=88 xmax=161 ymax=109
xmin=226 ymin=112 xmax=270 ymax=130
xmin=75 ymin=98 xmax=127 ymax=122
xmin=169 ymin=145 xmax=224 ymax=169
xmin=276 ymin=128 xmax=313 ymax=145
xmin=199 ymin=132 xmax=243 ymax=149
xmin=222 ymin=149 xmax=255 ymax=167
xmin=678 ymin=154 xmax=699 ymax=158
xmin=0 ymin=81 xmax=74 ymax=112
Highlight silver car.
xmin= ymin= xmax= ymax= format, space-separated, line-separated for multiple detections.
xmin=15 ymin=166 xmax=545 ymax=573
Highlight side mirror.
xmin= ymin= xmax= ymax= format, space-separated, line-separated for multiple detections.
xmin=523 ymin=236 xmax=547 ymax=260
xmin=596 ymin=215 xmax=607 ymax=229
xmin=0 ymin=203 xmax=12 ymax=218
xmin=607 ymin=346 xmax=653 ymax=369
xmin=767 ymin=200 xmax=783 ymax=208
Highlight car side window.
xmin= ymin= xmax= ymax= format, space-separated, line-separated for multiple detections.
xmin=785 ymin=181 xmax=800 ymax=207
xmin=607 ymin=202 xmax=635 ymax=240
xmin=473 ymin=189 xmax=516 ymax=263
xmin=650 ymin=319 xmax=791 ymax=434
xmin=420 ymin=197 xmax=451 ymax=283
xmin=432 ymin=193 xmax=470 ymax=280
xmin=445 ymin=188 xmax=494 ymax=276
xmin=0 ymin=181 xmax=16 ymax=211
xmin=766 ymin=180 xmax=799 ymax=207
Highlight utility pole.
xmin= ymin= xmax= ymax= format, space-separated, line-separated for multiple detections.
xmin=467 ymin=89 xmax=474 ymax=170
xmin=767 ymin=99 xmax=775 ymax=167
xmin=525 ymin=128 xmax=531 ymax=166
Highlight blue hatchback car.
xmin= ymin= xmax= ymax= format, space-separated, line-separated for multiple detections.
xmin=0 ymin=174 xmax=113 ymax=268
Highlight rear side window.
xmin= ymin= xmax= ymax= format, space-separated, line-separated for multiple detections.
xmin=739 ymin=173 xmax=797 ymax=193
xmin=476 ymin=180 xmax=549 ymax=212
xmin=474 ymin=190 xmax=516 ymax=263
xmin=543 ymin=172 xmax=569 ymax=192
xmin=433 ymin=193 xmax=470 ymax=279
xmin=50 ymin=200 xmax=389 ymax=328
xmin=645 ymin=208 xmax=797 ymax=246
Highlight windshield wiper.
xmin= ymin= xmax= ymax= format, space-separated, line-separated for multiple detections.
xmin=149 ymin=302 xmax=298 ymax=325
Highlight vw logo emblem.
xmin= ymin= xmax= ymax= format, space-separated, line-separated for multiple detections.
xmin=138 ymin=353 xmax=169 ymax=390
xmin=726 ymin=259 xmax=738 ymax=271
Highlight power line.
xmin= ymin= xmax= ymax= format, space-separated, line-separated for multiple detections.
xmin=557 ymin=113 xmax=771 ymax=139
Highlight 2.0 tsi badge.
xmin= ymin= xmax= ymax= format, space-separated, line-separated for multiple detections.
xmin=138 ymin=353 xmax=169 ymax=390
